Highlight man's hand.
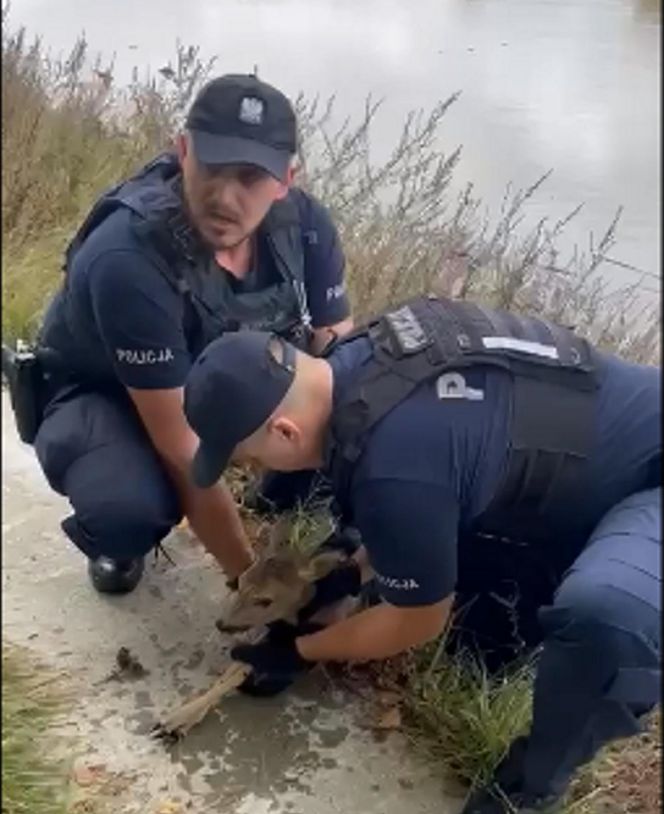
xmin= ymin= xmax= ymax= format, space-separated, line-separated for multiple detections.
xmin=298 ymin=558 xmax=362 ymax=621
xmin=310 ymin=317 xmax=354 ymax=356
xmin=232 ymin=620 xmax=322 ymax=697
xmin=128 ymin=386 xmax=253 ymax=578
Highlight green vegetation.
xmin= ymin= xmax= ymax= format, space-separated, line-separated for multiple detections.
xmin=2 ymin=645 xmax=71 ymax=814
xmin=405 ymin=644 xmax=535 ymax=790
xmin=405 ymin=642 xmax=661 ymax=812
xmin=1 ymin=19 xmax=659 ymax=362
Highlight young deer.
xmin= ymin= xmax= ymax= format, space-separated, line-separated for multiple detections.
xmin=152 ymin=512 xmax=362 ymax=743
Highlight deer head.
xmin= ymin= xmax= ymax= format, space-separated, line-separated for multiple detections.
xmin=216 ymin=514 xmax=347 ymax=632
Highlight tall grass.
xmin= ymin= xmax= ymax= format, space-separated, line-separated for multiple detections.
xmin=405 ymin=641 xmax=661 ymax=812
xmin=1 ymin=20 xmax=660 ymax=361
xmin=2 ymin=645 xmax=70 ymax=814
xmin=405 ymin=644 xmax=535 ymax=789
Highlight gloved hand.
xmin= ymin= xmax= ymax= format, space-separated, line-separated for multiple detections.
xmin=233 ymin=620 xmax=323 ymax=697
xmin=318 ymin=526 xmax=362 ymax=557
xmin=294 ymin=526 xmax=363 ymax=623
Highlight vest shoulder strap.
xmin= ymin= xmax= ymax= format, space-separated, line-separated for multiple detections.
xmin=63 ymin=153 xmax=183 ymax=272
xmin=261 ymin=192 xmax=310 ymax=329
xmin=327 ymin=294 xmax=599 ymax=521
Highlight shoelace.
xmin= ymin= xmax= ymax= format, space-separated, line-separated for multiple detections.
xmin=153 ymin=542 xmax=176 ymax=567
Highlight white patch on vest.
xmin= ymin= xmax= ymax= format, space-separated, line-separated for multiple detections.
xmin=375 ymin=572 xmax=420 ymax=591
xmin=482 ymin=336 xmax=559 ymax=359
xmin=116 ymin=348 xmax=175 ymax=365
xmin=239 ymin=97 xmax=264 ymax=125
xmin=436 ymin=372 xmax=484 ymax=401
xmin=325 ymin=282 xmax=346 ymax=302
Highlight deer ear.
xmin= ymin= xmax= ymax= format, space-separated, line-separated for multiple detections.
xmin=237 ymin=559 xmax=263 ymax=591
xmin=266 ymin=515 xmax=294 ymax=553
xmin=263 ymin=556 xmax=300 ymax=582
xmin=300 ymin=550 xmax=345 ymax=583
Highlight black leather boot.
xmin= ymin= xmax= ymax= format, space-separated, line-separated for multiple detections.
xmin=461 ymin=737 xmax=562 ymax=813
xmin=88 ymin=556 xmax=145 ymax=594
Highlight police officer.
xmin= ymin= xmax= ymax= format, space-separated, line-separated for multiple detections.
xmin=29 ymin=74 xmax=353 ymax=595
xmin=182 ymin=295 xmax=661 ymax=813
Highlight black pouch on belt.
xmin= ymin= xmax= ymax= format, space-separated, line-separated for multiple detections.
xmin=1 ymin=341 xmax=59 ymax=445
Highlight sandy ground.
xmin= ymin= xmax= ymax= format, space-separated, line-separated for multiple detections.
xmin=2 ymin=392 xmax=462 ymax=814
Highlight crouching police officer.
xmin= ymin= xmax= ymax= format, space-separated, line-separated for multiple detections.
xmin=3 ymin=74 xmax=352 ymax=595
xmin=183 ymin=295 xmax=660 ymax=813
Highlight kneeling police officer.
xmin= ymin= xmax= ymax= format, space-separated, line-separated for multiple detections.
xmin=183 ymin=295 xmax=661 ymax=813
xmin=3 ymin=74 xmax=352 ymax=594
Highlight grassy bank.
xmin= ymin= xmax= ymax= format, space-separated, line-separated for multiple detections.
xmin=2 ymin=645 xmax=71 ymax=814
xmin=404 ymin=645 xmax=661 ymax=812
xmin=1 ymin=21 xmax=660 ymax=361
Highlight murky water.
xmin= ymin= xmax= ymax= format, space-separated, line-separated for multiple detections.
xmin=8 ymin=0 xmax=661 ymax=296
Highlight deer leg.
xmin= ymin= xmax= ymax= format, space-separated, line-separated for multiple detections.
xmin=151 ymin=661 xmax=251 ymax=744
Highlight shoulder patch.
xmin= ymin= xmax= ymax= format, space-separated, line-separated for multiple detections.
xmin=436 ymin=371 xmax=484 ymax=401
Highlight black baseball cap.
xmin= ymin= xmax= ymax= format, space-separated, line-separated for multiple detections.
xmin=185 ymin=74 xmax=297 ymax=180
xmin=184 ymin=332 xmax=297 ymax=488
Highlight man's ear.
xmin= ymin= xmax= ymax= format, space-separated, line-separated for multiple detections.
xmin=175 ymin=132 xmax=188 ymax=165
xmin=269 ymin=415 xmax=300 ymax=444
xmin=273 ymin=165 xmax=294 ymax=200
xmin=285 ymin=164 xmax=295 ymax=185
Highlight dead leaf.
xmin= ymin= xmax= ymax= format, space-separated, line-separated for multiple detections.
xmin=155 ymin=802 xmax=183 ymax=814
xmin=372 ymin=705 xmax=401 ymax=731
xmin=72 ymin=763 xmax=108 ymax=787
xmin=375 ymin=689 xmax=402 ymax=708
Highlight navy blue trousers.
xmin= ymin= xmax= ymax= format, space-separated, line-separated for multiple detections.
xmin=521 ymin=487 xmax=661 ymax=798
xmin=35 ymin=387 xmax=182 ymax=561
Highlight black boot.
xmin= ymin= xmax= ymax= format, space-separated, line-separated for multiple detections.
xmin=88 ymin=556 xmax=145 ymax=594
xmin=461 ymin=737 xmax=562 ymax=813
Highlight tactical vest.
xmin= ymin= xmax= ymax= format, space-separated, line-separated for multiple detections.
xmin=324 ymin=295 xmax=600 ymax=535
xmin=62 ymin=153 xmax=312 ymax=360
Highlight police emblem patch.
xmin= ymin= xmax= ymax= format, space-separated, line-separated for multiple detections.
xmin=239 ymin=97 xmax=264 ymax=125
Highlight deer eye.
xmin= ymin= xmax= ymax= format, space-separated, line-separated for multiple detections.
xmin=255 ymin=598 xmax=273 ymax=608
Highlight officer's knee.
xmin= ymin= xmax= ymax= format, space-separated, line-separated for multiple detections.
xmin=65 ymin=474 xmax=180 ymax=561
xmin=543 ymin=574 xmax=659 ymax=668
xmin=538 ymin=576 xmax=660 ymax=723
xmin=554 ymin=574 xmax=643 ymax=632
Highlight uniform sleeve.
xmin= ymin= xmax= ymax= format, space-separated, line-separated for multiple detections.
xmin=352 ymin=479 xmax=459 ymax=606
xmin=87 ymin=249 xmax=192 ymax=389
xmin=298 ymin=193 xmax=351 ymax=328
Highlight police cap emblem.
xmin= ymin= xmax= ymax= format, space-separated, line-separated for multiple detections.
xmin=239 ymin=96 xmax=264 ymax=125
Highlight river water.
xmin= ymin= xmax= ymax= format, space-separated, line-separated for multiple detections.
xmin=8 ymin=0 xmax=661 ymax=297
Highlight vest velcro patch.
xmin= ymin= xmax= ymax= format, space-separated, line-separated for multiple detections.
xmin=384 ymin=305 xmax=430 ymax=354
xmin=482 ymin=336 xmax=559 ymax=359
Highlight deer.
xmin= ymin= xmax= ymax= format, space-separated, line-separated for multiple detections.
xmin=151 ymin=508 xmax=367 ymax=743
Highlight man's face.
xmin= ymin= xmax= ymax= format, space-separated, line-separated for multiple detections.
xmin=177 ymin=134 xmax=290 ymax=250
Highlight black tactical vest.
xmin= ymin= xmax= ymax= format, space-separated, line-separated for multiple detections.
xmin=62 ymin=153 xmax=313 ymax=360
xmin=324 ymin=294 xmax=600 ymax=535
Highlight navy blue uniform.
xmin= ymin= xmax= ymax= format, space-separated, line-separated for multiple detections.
xmin=41 ymin=193 xmax=348 ymax=391
xmin=34 ymin=187 xmax=349 ymax=561
xmin=326 ymin=335 xmax=661 ymax=799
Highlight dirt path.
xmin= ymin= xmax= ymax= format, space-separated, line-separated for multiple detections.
xmin=2 ymin=392 xmax=460 ymax=814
